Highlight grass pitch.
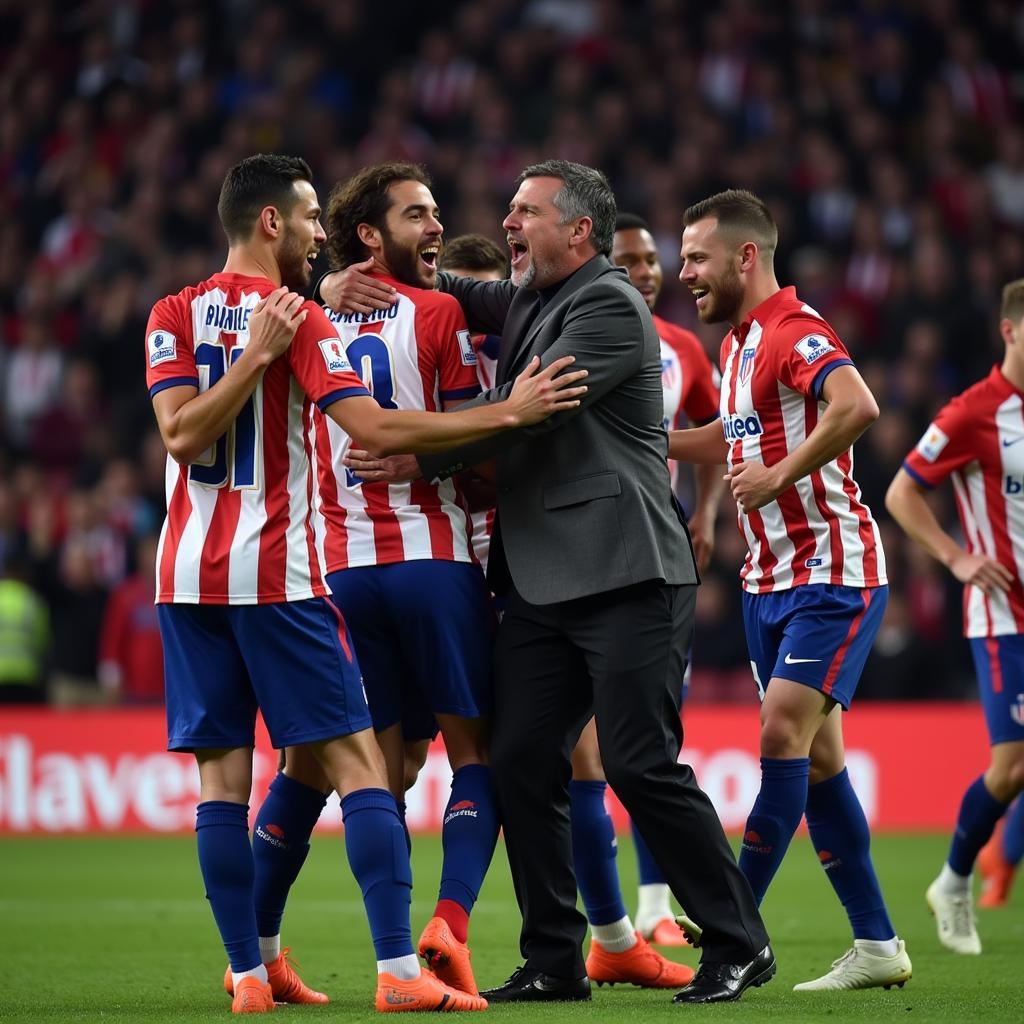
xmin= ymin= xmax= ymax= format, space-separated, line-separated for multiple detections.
xmin=3 ymin=831 xmax=1022 ymax=1023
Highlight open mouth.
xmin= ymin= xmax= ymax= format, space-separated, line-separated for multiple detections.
xmin=419 ymin=245 xmax=440 ymax=270
xmin=508 ymin=238 xmax=528 ymax=268
xmin=691 ymin=285 xmax=710 ymax=310
xmin=305 ymin=249 xmax=319 ymax=272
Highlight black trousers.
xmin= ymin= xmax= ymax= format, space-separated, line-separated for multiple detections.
xmin=490 ymin=580 xmax=769 ymax=979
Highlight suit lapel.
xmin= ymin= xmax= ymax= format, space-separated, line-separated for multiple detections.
xmin=498 ymin=256 xmax=613 ymax=382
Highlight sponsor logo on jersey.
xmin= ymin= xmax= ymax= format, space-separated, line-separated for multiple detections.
xmin=794 ymin=333 xmax=835 ymax=364
xmin=915 ymin=423 xmax=949 ymax=463
xmin=722 ymin=411 xmax=764 ymax=441
xmin=738 ymin=346 xmax=757 ymax=384
xmin=1011 ymin=693 xmax=1024 ymax=726
xmin=1004 ymin=475 xmax=1024 ymax=496
xmin=318 ymin=338 xmax=353 ymax=373
xmin=148 ymin=330 xmax=177 ymax=367
xmin=805 ymin=557 xmax=823 ymax=567
xmin=456 ymin=328 xmax=477 ymax=366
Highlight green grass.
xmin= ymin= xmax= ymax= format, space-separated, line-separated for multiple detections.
xmin=2 ymin=833 xmax=1022 ymax=1022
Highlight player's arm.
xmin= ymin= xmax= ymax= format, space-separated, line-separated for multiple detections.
xmin=689 ymin=461 xmax=726 ymax=574
xmin=322 ymin=355 xmax=587 ymax=456
xmin=727 ymin=364 xmax=878 ymax=513
xmin=668 ymin=420 xmax=729 ymax=464
xmin=885 ymin=469 xmax=1013 ymax=595
xmin=151 ymin=289 xmax=305 ymax=464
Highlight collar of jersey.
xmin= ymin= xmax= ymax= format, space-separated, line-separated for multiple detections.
xmin=734 ymin=285 xmax=798 ymax=342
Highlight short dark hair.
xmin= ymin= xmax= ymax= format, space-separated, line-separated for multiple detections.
xmin=683 ymin=189 xmax=778 ymax=261
xmin=615 ymin=212 xmax=650 ymax=233
xmin=218 ymin=154 xmax=314 ymax=243
xmin=1002 ymin=278 xmax=1024 ymax=323
xmin=439 ymin=234 xmax=508 ymax=276
xmin=517 ymin=159 xmax=616 ymax=256
xmin=325 ymin=162 xmax=433 ymax=269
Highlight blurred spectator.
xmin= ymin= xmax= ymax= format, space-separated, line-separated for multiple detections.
xmin=0 ymin=553 xmax=49 ymax=703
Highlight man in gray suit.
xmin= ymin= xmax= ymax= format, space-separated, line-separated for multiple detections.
xmin=321 ymin=160 xmax=772 ymax=1004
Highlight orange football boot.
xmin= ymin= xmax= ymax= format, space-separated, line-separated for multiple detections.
xmin=417 ymin=916 xmax=478 ymax=995
xmin=586 ymin=932 xmax=696 ymax=988
xmin=224 ymin=948 xmax=329 ymax=1004
xmin=978 ymin=823 xmax=1017 ymax=909
xmin=645 ymin=917 xmax=692 ymax=947
xmin=231 ymin=976 xmax=275 ymax=1014
xmin=375 ymin=970 xmax=488 ymax=1012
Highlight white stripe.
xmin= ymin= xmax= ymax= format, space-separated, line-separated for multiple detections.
xmin=283 ymin=380 xmax=318 ymax=600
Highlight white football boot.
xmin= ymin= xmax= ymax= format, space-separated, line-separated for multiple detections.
xmin=793 ymin=939 xmax=913 ymax=991
xmin=926 ymin=879 xmax=982 ymax=954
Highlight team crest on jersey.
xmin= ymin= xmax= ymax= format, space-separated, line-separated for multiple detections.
xmin=148 ymin=330 xmax=176 ymax=367
xmin=1011 ymin=693 xmax=1024 ymax=727
xmin=318 ymin=338 xmax=353 ymax=373
xmin=794 ymin=333 xmax=835 ymax=364
xmin=915 ymin=423 xmax=949 ymax=463
xmin=738 ymin=347 xmax=757 ymax=385
xmin=456 ymin=329 xmax=477 ymax=366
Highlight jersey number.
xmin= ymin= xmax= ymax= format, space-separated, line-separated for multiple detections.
xmin=189 ymin=343 xmax=259 ymax=489
xmin=344 ymin=333 xmax=396 ymax=487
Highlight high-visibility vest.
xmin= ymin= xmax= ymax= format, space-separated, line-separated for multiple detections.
xmin=0 ymin=579 xmax=49 ymax=685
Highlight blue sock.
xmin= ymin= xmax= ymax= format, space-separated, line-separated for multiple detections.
xmin=1003 ymin=797 xmax=1024 ymax=866
xmin=631 ymin=818 xmax=665 ymax=885
xmin=195 ymin=800 xmax=261 ymax=972
xmin=739 ymin=757 xmax=810 ymax=904
xmin=805 ymin=768 xmax=895 ymax=941
xmin=437 ymin=764 xmax=500 ymax=916
xmin=569 ymin=780 xmax=628 ymax=925
xmin=397 ymin=799 xmax=412 ymax=855
xmin=341 ymin=788 xmax=414 ymax=960
xmin=252 ymin=773 xmax=327 ymax=940
xmin=948 ymin=775 xmax=1009 ymax=875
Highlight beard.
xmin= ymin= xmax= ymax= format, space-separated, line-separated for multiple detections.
xmin=278 ymin=225 xmax=310 ymax=290
xmin=381 ymin=228 xmax=433 ymax=288
xmin=699 ymin=263 xmax=745 ymax=324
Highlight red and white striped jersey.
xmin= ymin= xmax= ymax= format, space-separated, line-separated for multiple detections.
xmin=718 ymin=286 xmax=887 ymax=594
xmin=903 ymin=365 xmax=1024 ymax=637
xmin=468 ymin=333 xmax=501 ymax=569
xmin=312 ymin=274 xmax=481 ymax=570
xmin=145 ymin=272 xmax=370 ymax=604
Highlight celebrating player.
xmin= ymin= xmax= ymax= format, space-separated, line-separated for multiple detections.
xmin=146 ymin=154 xmax=584 ymax=1014
xmin=886 ymin=277 xmax=1024 ymax=955
xmin=669 ymin=189 xmax=912 ymax=991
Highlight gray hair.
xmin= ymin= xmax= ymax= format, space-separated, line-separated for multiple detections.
xmin=517 ymin=159 xmax=616 ymax=256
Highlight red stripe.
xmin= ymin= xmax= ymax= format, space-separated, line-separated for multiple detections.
xmin=806 ymin=395 xmax=844 ymax=580
xmin=984 ymin=410 xmax=1024 ymax=633
xmin=985 ymin=636 xmax=1003 ymax=694
xmin=324 ymin=591 xmax=354 ymax=663
xmin=744 ymin=508 xmax=777 ymax=588
xmin=821 ymin=588 xmax=871 ymax=697
xmin=159 ymin=469 xmax=192 ymax=601
xmin=837 ymin=450 xmax=879 ymax=584
xmin=314 ymin=416 xmax=349 ymax=572
xmin=258 ymin=367 xmax=291 ymax=601
xmin=415 ymin=348 xmax=456 ymax=560
xmin=200 ymin=488 xmax=241 ymax=600
xmin=365 ymin=481 xmax=405 ymax=562
xmin=300 ymin=397 xmax=326 ymax=594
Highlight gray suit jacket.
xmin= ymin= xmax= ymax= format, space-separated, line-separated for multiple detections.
xmin=419 ymin=254 xmax=698 ymax=605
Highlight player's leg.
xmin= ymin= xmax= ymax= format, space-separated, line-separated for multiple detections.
xmin=157 ymin=603 xmax=275 ymax=1013
xmin=240 ymin=598 xmax=484 ymax=1011
xmin=979 ymin=795 xmax=1024 ymax=907
xmin=795 ymin=708 xmax=911 ymax=991
xmin=929 ymin=635 xmax=1024 ymax=950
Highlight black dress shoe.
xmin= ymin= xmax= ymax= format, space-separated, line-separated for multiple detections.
xmin=481 ymin=966 xmax=591 ymax=1002
xmin=671 ymin=945 xmax=776 ymax=1003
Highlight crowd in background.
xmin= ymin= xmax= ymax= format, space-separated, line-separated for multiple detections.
xmin=0 ymin=0 xmax=1022 ymax=704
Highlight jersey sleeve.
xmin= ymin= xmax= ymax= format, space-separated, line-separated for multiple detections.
xmin=424 ymin=296 xmax=483 ymax=404
xmin=676 ymin=330 xmax=720 ymax=425
xmin=145 ymin=296 xmax=198 ymax=398
xmin=770 ymin=314 xmax=854 ymax=400
xmin=902 ymin=397 xmax=977 ymax=489
xmin=287 ymin=302 xmax=371 ymax=409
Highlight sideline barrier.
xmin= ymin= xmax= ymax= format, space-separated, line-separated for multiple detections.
xmin=0 ymin=703 xmax=987 ymax=834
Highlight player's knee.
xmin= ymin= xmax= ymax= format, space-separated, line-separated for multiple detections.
xmin=988 ymin=757 xmax=1024 ymax=801
xmin=759 ymin=716 xmax=809 ymax=759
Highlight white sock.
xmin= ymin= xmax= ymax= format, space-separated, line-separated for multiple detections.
xmin=232 ymin=963 xmax=269 ymax=988
xmin=590 ymin=915 xmax=637 ymax=953
xmin=377 ymin=954 xmax=420 ymax=980
xmin=635 ymin=883 xmax=673 ymax=927
xmin=854 ymin=937 xmax=900 ymax=958
xmin=936 ymin=862 xmax=970 ymax=895
xmin=259 ymin=934 xmax=281 ymax=964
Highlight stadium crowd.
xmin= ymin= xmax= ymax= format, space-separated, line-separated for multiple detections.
xmin=1 ymin=0 xmax=1022 ymax=704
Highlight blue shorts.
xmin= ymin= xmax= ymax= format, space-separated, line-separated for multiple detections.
xmin=742 ymin=584 xmax=887 ymax=710
xmin=158 ymin=599 xmax=372 ymax=752
xmin=969 ymin=635 xmax=1024 ymax=745
xmin=326 ymin=560 xmax=494 ymax=737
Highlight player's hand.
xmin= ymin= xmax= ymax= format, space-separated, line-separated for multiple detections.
xmin=949 ymin=551 xmax=1014 ymax=595
xmin=343 ymin=449 xmax=421 ymax=483
xmin=505 ymin=356 xmax=588 ymax=426
xmin=687 ymin=509 xmax=715 ymax=574
xmin=320 ymin=259 xmax=398 ymax=315
xmin=247 ymin=287 xmax=306 ymax=363
xmin=726 ymin=461 xmax=784 ymax=513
